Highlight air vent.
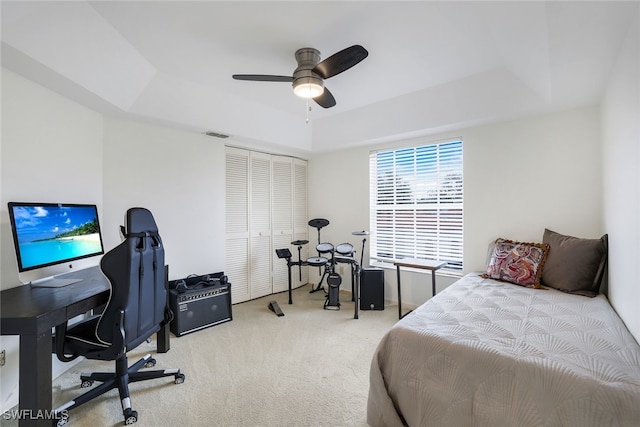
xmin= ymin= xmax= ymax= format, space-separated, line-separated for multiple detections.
xmin=204 ymin=131 xmax=229 ymax=139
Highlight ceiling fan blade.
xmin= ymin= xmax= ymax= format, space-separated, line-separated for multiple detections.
xmin=312 ymin=45 xmax=368 ymax=79
xmin=232 ymin=74 xmax=293 ymax=82
xmin=314 ymin=87 xmax=336 ymax=108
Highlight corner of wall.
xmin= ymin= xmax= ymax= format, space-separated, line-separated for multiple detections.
xmin=601 ymin=8 xmax=640 ymax=342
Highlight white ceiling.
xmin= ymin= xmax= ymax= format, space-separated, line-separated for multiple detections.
xmin=2 ymin=1 xmax=637 ymax=155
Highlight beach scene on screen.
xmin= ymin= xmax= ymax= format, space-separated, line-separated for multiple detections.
xmin=12 ymin=205 xmax=102 ymax=269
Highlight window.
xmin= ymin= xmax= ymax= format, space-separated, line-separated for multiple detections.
xmin=369 ymin=140 xmax=463 ymax=275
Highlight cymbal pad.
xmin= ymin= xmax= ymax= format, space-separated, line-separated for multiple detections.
xmin=308 ymin=218 xmax=330 ymax=229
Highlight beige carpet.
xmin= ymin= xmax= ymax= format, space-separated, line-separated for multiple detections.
xmin=5 ymin=285 xmax=398 ymax=427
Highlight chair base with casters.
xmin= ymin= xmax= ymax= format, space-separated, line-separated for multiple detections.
xmin=51 ymin=309 xmax=185 ymax=426
xmin=53 ymin=353 xmax=184 ymax=426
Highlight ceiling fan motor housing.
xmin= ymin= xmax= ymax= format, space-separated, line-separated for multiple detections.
xmin=293 ymin=47 xmax=324 ymax=95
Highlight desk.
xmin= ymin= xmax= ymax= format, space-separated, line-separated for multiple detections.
xmin=394 ymin=259 xmax=447 ymax=319
xmin=0 ymin=266 xmax=170 ymax=426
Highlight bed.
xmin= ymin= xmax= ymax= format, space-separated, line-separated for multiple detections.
xmin=367 ymin=231 xmax=640 ymax=427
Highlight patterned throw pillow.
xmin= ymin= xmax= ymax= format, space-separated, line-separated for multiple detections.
xmin=483 ymin=238 xmax=550 ymax=288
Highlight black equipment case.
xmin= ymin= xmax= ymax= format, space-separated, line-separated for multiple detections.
xmin=168 ymin=273 xmax=232 ymax=336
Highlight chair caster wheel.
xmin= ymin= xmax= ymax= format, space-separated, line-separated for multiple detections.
xmin=54 ymin=414 xmax=69 ymax=427
xmin=81 ymin=380 xmax=94 ymax=388
xmin=143 ymin=358 xmax=156 ymax=368
xmin=174 ymin=373 xmax=185 ymax=384
xmin=124 ymin=410 xmax=138 ymax=425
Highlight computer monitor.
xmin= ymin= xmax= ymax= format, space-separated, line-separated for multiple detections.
xmin=7 ymin=202 xmax=105 ymax=287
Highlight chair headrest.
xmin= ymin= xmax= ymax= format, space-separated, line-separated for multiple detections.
xmin=125 ymin=207 xmax=159 ymax=235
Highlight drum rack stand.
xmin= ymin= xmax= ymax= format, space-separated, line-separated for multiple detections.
xmin=275 ymin=247 xmax=361 ymax=320
xmin=314 ymin=256 xmax=337 ymax=294
xmin=290 ymin=239 xmax=309 ymax=282
xmin=275 ymin=248 xmax=298 ymax=305
xmin=308 ymin=218 xmax=331 ymax=294
xmin=272 ymin=219 xmax=365 ymax=319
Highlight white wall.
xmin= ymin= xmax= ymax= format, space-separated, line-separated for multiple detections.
xmin=0 ymin=69 xmax=104 ymax=412
xmin=602 ymin=10 xmax=640 ymax=341
xmin=0 ymin=69 xmax=229 ymax=412
xmin=102 ymin=117 xmax=225 ymax=280
xmin=309 ymin=106 xmax=604 ymax=309
xmin=1 ymin=70 xmax=104 ymax=288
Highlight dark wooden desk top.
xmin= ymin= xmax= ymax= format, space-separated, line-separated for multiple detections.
xmin=1 ymin=266 xmax=110 ymax=335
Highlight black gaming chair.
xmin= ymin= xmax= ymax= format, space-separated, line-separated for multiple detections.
xmin=52 ymin=207 xmax=184 ymax=426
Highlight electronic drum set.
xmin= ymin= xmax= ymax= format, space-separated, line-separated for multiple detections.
xmin=276 ymin=218 xmax=369 ymax=319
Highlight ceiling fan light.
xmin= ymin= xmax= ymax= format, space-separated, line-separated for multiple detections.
xmin=293 ymin=77 xmax=324 ymax=99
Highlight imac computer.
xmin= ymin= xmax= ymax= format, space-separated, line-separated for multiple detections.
xmin=7 ymin=202 xmax=105 ymax=287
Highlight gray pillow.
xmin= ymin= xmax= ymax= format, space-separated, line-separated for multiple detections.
xmin=541 ymin=229 xmax=608 ymax=297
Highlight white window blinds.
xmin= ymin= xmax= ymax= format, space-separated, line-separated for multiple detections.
xmin=369 ymin=140 xmax=463 ymax=275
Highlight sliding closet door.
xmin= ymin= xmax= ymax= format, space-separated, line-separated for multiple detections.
xmin=271 ymin=157 xmax=310 ymax=293
xmin=271 ymin=156 xmax=294 ymax=293
xmin=225 ymin=148 xmax=272 ymax=302
xmin=292 ymin=158 xmax=309 ymax=288
xmin=250 ymin=151 xmax=273 ymax=299
xmin=225 ymin=147 xmax=250 ymax=303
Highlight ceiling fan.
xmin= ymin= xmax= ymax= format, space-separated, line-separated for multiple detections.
xmin=232 ymin=45 xmax=368 ymax=108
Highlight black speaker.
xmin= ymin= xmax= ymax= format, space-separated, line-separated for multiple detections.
xmin=360 ymin=267 xmax=384 ymax=310
xmin=169 ymin=281 xmax=232 ymax=336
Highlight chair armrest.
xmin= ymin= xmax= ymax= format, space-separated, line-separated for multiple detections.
xmin=53 ymin=322 xmax=78 ymax=363
xmin=85 ymin=310 xmax=126 ymax=360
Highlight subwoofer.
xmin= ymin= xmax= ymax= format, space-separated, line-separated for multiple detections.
xmin=360 ymin=267 xmax=384 ymax=310
xmin=168 ymin=281 xmax=232 ymax=336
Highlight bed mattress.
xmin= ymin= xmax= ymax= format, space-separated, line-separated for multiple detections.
xmin=367 ymin=273 xmax=640 ymax=427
